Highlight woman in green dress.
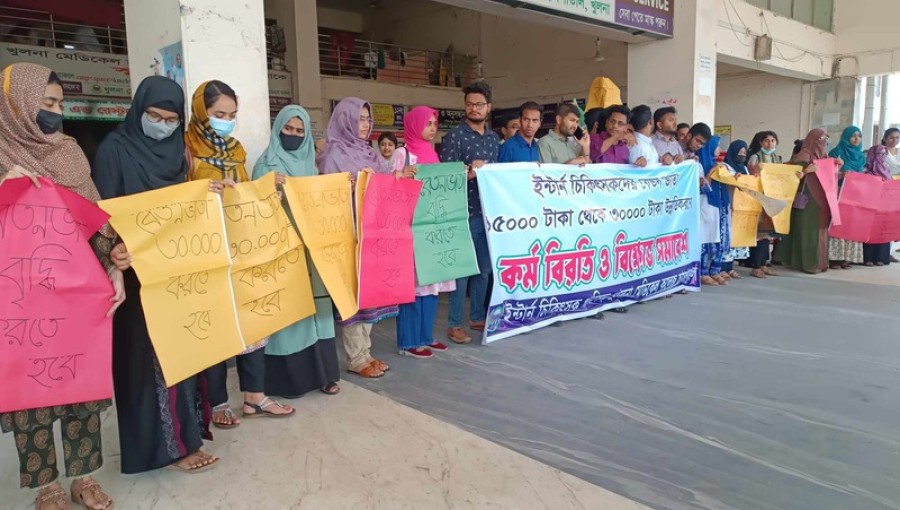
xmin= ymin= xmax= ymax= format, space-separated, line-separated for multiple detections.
xmin=252 ymin=105 xmax=342 ymax=397
xmin=775 ymin=128 xmax=843 ymax=274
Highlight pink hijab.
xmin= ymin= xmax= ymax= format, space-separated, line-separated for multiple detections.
xmin=403 ymin=106 xmax=439 ymax=164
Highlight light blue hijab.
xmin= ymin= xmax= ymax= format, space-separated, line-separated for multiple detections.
xmin=252 ymin=105 xmax=316 ymax=179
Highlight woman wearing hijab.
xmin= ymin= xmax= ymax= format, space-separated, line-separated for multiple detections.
xmin=864 ymin=144 xmax=893 ymax=266
xmin=719 ymin=140 xmax=751 ymax=279
xmin=746 ymin=131 xmax=782 ymax=277
xmin=0 ymin=63 xmax=121 ymax=510
xmin=252 ymin=105 xmax=343 ymax=397
xmin=389 ymin=106 xmax=454 ymax=358
xmin=698 ymin=136 xmax=726 ymax=285
xmin=826 ymin=126 xmax=865 ymax=269
xmin=775 ymin=128 xmax=839 ymax=274
xmin=184 ymin=81 xmax=295 ymax=428
xmin=92 ymin=75 xmax=222 ymax=475
xmin=318 ymin=97 xmax=398 ymax=379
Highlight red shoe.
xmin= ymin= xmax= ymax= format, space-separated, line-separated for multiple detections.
xmin=399 ymin=347 xmax=433 ymax=359
xmin=428 ymin=342 xmax=449 ymax=352
xmin=469 ymin=321 xmax=486 ymax=331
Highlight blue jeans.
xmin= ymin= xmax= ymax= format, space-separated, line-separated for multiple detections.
xmin=396 ymin=295 xmax=439 ymax=350
xmin=448 ymin=216 xmax=491 ymax=327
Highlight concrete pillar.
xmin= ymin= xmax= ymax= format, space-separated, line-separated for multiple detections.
xmin=862 ymin=75 xmax=876 ymax=148
xmin=879 ymin=74 xmax=890 ymax=138
xmin=264 ymin=0 xmax=325 ymax=137
xmin=625 ymin=0 xmax=717 ymax=126
xmin=123 ymin=0 xmax=270 ymax=166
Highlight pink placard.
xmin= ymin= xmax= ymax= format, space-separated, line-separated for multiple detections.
xmin=814 ymin=158 xmax=841 ymax=226
xmin=357 ymin=174 xmax=422 ymax=309
xmin=0 ymin=178 xmax=113 ymax=413
xmin=868 ymin=179 xmax=900 ymax=243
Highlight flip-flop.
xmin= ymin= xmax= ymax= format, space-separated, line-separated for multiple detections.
xmin=321 ymin=382 xmax=341 ymax=395
xmin=243 ymin=397 xmax=296 ymax=418
xmin=211 ymin=404 xmax=240 ymax=429
xmin=166 ymin=454 xmax=219 ymax=474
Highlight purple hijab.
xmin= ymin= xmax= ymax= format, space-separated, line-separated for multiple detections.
xmin=866 ymin=145 xmax=892 ymax=181
xmin=318 ymin=97 xmax=386 ymax=176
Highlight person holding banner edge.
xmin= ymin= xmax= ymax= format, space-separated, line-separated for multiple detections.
xmin=252 ymin=104 xmax=344 ymax=396
xmin=319 ymin=97 xmax=400 ymax=378
xmin=92 ymin=76 xmax=225 ymax=476
xmin=827 ymin=126 xmax=865 ymax=269
xmin=440 ymin=83 xmax=500 ymax=344
xmin=0 ymin=63 xmax=123 ymax=510
xmin=391 ymin=105 xmax=455 ymax=358
xmin=185 ymin=81 xmax=296 ymax=427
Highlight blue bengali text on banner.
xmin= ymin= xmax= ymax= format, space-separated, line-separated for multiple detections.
xmin=478 ymin=162 xmax=702 ymax=343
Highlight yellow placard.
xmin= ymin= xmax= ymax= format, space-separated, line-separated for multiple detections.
xmin=222 ymin=173 xmax=315 ymax=345
xmin=371 ymin=103 xmax=397 ymax=128
xmin=283 ymin=174 xmax=359 ymax=320
xmin=759 ymin=164 xmax=802 ymax=235
xmin=709 ymin=166 xmax=752 ymax=190
xmin=99 ymin=180 xmax=245 ymax=386
xmin=730 ymin=175 xmax=763 ymax=247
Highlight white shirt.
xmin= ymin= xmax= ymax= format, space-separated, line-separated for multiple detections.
xmin=886 ymin=150 xmax=900 ymax=176
xmin=629 ymin=132 xmax=660 ymax=167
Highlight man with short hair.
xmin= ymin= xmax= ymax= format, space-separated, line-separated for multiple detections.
xmin=500 ymin=113 xmax=520 ymax=142
xmin=537 ymin=103 xmax=590 ymax=164
xmin=498 ymin=101 xmax=542 ymax=163
xmin=651 ymin=106 xmax=685 ymax=165
xmin=683 ymin=122 xmax=712 ymax=160
xmin=591 ymin=104 xmax=633 ymax=164
xmin=440 ymin=81 xmax=501 ymax=344
xmin=628 ymin=105 xmax=659 ymax=168
xmin=676 ymin=122 xmax=691 ymax=147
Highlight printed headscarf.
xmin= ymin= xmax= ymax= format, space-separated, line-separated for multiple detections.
xmin=185 ymin=81 xmax=248 ymax=182
xmin=0 ymin=63 xmax=100 ymax=202
xmin=828 ymin=126 xmax=866 ymax=172
xmin=403 ymin=106 xmax=440 ymax=164
xmin=793 ymin=128 xmax=828 ymax=164
xmin=866 ymin=144 xmax=892 ymax=181
xmin=92 ymin=75 xmax=187 ymax=197
xmin=253 ymin=105 xmax=316 ymax=179
xmin=317 ymin=97 xmax=385 ymax=176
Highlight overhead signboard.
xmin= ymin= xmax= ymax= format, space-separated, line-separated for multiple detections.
xmin=489 ymin=0 xmax=672 ymax=38
xmin=0 ymin=43 xmax=131 ymax=98
xmin=614 ymin=0 xmax=674 ymax=37
xmin=506 ymin=0 xmax=614 ymax=24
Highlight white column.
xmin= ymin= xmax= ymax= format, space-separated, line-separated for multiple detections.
xmin=124 ymin=0 xmax=270 ymax=166
xmin=626 ymin=0 xmax=717 ymax=126
xmin=862 ymin=76 xmax=876 ymax=148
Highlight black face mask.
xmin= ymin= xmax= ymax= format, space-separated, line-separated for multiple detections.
xmin=733 ymin=155 xmax=747 ymax=165
xmin=36 ymin=109 xmax=63 ymax=134
xmin=280 ymin=133 xmax=304 ymax=152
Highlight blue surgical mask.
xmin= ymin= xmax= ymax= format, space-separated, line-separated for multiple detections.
xmin=761 ymin=147 xmax=777 ymax=155
xmin=209 ymin=117 xmax=235 ymax=138
xmin=141 ymin=113 xmax=179 ymax=141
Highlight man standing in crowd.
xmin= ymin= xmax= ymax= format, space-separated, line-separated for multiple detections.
xmin=628 ymin=105 xmax=659 ymax=168
xmin=676 ymin=122 xmax=691 ymax=147
xmin=537 ymin=103 xmax=590 ymax=164
xmin=500 ymin=112 xmax=520 ymax=142
xmin=498 ymin=101 xmax=541 ymax=163
xmin=591 ymin=104 xmax=633 ymax=164
xmin=683 ymin=122 xmax=712 ymax=160
xmin=652 ymin=107 xmax=685 ymax=165
xmin=440 ymin=82 xmax=500 ymax=344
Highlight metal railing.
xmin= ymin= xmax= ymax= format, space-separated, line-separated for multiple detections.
xmin=318 ymin=33 xmax=477 ymax=88
xmin=0 ymin=6 xmax=127 ymax=54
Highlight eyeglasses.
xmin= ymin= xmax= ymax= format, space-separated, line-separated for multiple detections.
xmin=145 ymin=110 xmax=181 ymax=128
xmin=819 ymin=135 xmax=830 ymax=142
xmin=465 ymin=102 xmax=488 ymax=110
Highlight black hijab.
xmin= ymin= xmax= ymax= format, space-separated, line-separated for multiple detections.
xmin=92 ymin=76 xmax=187 ymax=198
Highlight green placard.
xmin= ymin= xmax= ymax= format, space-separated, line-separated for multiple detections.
xmin=412 ymin=163 xmax=479 ymax=285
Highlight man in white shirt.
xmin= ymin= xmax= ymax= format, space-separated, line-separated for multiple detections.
xmin=628 ymin=105 xmax=659 ymax=168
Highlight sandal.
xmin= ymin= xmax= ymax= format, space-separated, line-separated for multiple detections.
xmin=166 ymin=451 xmax=219 ymax=473
xmin=70 ymin=478 xmax=113 ymax=510
xmin=763 ymin=267 xmax=780 ymax=276
xmin=728 ymin=270 xmax=742 ymax=279
xmin=700 ymin=275 xmax=719 ymax=286
xmin=841 ymin=262 xmax=852 ymax=269
xmin=349 ymin=364 xmax=384 ymax=378
xmin=321 ymin=382 xmax=341 ymax=395
xmin=211 ymin=403 xmax=240 ymax=429
xmin=750 ymin=268 xmax=766 ymax=279
xmin=36 ymin=484 xmax=69 ymax=510
xmin=243 ymin=397 xmax=295 ymax=418
xmin=370 ymin=359 xmax=390 ymax=372
xmin=714 ymin=275 xmax=729 ymax=285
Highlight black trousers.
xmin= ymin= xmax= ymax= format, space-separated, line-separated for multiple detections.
xmin=205 ymin=348 xmax=265 ymax=407
xmin=748 ymin=239 xmax=770 ymax=269
xmin=863 ymin=243 xmax=891 ymax=265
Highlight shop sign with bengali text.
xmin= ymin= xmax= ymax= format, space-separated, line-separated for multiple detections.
xmin=63 ymin=99 xmax=130 ymax=122
xmin=614 ymin=0 xmax=674 ymax=37
xmin=511 ymin=0 xmax=615 ymax=24
xmin=0 ymin=43 xmax=131 ymax=98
